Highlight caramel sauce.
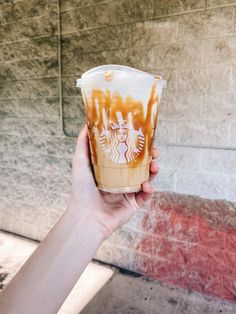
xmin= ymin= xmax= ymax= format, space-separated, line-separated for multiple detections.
xmin=84 ymin=83 xmax=159 ymax=167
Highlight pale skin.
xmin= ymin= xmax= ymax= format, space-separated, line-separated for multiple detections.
xmin=0 ymin=126 xmax=159 ymax=314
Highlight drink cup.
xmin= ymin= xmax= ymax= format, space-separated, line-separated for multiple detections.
xmin=76 ymin=65 xmax=166 ymax=193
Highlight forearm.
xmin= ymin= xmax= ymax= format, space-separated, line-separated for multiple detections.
xmin=0 ymin=207 xmax=105 ymax=314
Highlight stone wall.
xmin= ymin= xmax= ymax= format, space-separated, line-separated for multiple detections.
xmin=1 ymin=0 xmax=236 ymax=302
xmin=60 ymin=0 xmax=236 ymax=202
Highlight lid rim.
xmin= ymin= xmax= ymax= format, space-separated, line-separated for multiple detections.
xmin=81 ymin=64 xmax=157 ymax=79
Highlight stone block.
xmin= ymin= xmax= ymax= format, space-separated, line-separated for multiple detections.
xmin=154 ymin=0 xmax=205 ymax=17
xmin=62 ymin=76 xmax=79 ymax=97
xmin=155 ymin=120 xmax=176 ymax=143
xmin=158 ymin=145 xmax=200 ymax=171
xmin=0 ymin=152 xmax=72 ymax=176
xmin=176 ymin=170 xmax=228 ymax=199
xmin=109 ymin=227 xmax=143 ymax=251
xmin=45 ymin=136 xmax=76 ymax=158
xmin=46 ymin=174 xmax=71 ymax=195
xmin=60 ymin=0 xmax=106 ymax=12
xmin=227 ymin=175 xmax=236 ymax=202
xmin=175 ymin=216 xmax=199 ymax=243
xmin=123 ymin=210 xmax=147 ymax=232
xmin=198 ymin=198 xmax=231 ymax=228
xmin=1 ymin=1 xmax=28 ymax=24
xmin=62 ymin=96 xmax=84 ymax=118
xmin=230 ymin=121 xmax=236 ymax=146
xmin=0 ymin=41 xmax=30 ymax=62
xmin=152 ymin=168 xmax=176 ymax=191
xmin=110 ymin=0 xmax=154 ymax=24
xmin=61 ymin=54 xmax=84 ymax=76
xmin=203 ymin=92 xmax=236 ymax=121
xmin=207 ymin=0 xmax=236 ymax=7
xmin=177 ymin=66 xmax=231 ymax=94
xmin=110 ymin=0 xmax=135 ymax=25
xmin=198 ymin=220 xmax=225 ymax=249
xmin=0 ymin=182 xmax=69 ymax=210
xmin=179 ymin=7 xmax=234 ymax=40
xmin=132 ymin=17 xmax=178 ymax=47
xmin=26 ymin=0 xmax=57 ymax=18
xmin=176 ymin=120 xmax=229 ymax=146
xmin=0 ymin=134 xmax=20 ymax=153
xmin=63 ymin=96 xmax=85 ymax=119
xmin=17 ymin=98 xmax=59 ymax=118
xmin=205 ymin=36 xmax=236 ymax=66
xmin=29 ymin=77 xmax=58 ymax=98
xmin=63 ymin=117 xmax=83 ymax=137
xmin=200 ymin=148 xmax=236 ymax=174
xmin=60 ymin=0 xmax=77 ymax=11
xmin=153 ymin=40 xmax=204 ymax=68
xmin=0 ymin=80 xmax=29 ymax=99
xmin=19 ymin=135 xmax=47 ymax=154
xmin=61 ymin=3 xmax=110 ymax=33
xmin=0 ymin=59 xmax=58 ymax=81
xmin=97 ymin=244 xmax=131 ymax=269
xmin=26 ymin=58 xmax=58 ymax=78
xmin=157 ymin=69 xmax=177 ymax=93
xmin=0 ymin=99 xmax=18 ymax=116
xmin=224 ymin=251 xmax=236 ymax=277
xmin=226 ymin=230 xmax=236 ymax=252
xmin=0 ymin=167 xmax=45 ymax=192
xmin=0 ymin=117 xmax=61 ymax=136
xmin=29 ymin=13 xmax=58 ymax=38
xmin=62 ymin=24 xmax=132 ymax=54
xmin=0 ymin=19 xmax=29 ymax=43
xmin=125 ymin=47 xmax=155 ymax=71
xmin=159 ymin=92 xmax=201 ymax=120
xmin=30 ymin=36 xmax=58 ymax=59
xmin=197 ymin=246 xmax=226 ymax=275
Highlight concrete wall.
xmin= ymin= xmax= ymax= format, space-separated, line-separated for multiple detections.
xmin=1 ymin=0 xmax=236 ymax=302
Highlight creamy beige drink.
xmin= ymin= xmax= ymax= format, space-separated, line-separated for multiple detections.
xmin=76 ymin=65 xmax=165 ymax=193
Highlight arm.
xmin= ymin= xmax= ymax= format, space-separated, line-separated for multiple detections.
xmin=0 ymin=126 xmax=159 ymax=314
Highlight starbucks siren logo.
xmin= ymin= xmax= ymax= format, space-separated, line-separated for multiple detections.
xmin=99 ymin=112 xmax=145 ymax=164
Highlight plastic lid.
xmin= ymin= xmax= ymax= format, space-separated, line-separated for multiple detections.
xmin=76 ymin=64 xmax=166 ymax=88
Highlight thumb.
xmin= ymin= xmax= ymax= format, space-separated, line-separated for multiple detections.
xmin=74 ymin=125 xmax=91 ymax=168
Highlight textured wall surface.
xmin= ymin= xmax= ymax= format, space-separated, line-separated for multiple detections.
xmin=60 ymin=0 xmax=236 ymax=202
xmin=96 ymin=192 xmax=236 ymax=301
xmin=1 ymin=0 xmax=236 ymax=302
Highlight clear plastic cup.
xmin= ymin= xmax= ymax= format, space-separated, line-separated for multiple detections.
xmin=76 ymin=65 xmax=166 ymax=193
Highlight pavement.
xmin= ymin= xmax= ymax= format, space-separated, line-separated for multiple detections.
xmin=0 ymin=231 xmax=236 ymax=314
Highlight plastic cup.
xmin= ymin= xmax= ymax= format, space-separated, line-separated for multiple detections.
xmin=76 ymin=65 xmax=166 ymax=193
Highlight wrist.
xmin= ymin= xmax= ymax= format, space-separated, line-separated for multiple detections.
xmin=66 ymin=203 xmax=107 ymax=242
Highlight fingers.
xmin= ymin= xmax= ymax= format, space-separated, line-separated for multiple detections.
xmin=73 ymin=125 xmax=91 ymax=168
xmin=135 ymin=182 xmax=154 ymax=208
xmin=152 ymin=147 xmax=159 ymax=160
xmin=150 ymin=147 xmax=159 ymax=182
xmin=149 ymin=160 xmax=159 ymax=182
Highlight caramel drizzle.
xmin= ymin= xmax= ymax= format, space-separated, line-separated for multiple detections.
xmin=84 ymin=83 xmax=159 ymax=167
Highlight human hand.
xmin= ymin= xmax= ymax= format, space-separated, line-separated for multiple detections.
xmin=68 ymin=126 xmax=159 ymax=239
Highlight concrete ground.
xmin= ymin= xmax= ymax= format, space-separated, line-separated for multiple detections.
xmin=0 ymin=231 xmax=236 ymax=314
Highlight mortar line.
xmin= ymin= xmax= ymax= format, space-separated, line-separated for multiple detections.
xmin=59 ymin=0 xmax=114 ymax=13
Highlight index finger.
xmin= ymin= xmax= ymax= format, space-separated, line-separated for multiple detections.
xmin=152 ymin=147 xmax=159 ymax=160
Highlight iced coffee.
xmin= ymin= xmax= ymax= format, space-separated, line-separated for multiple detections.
xmin=76 ymin=65 xmax=165 ymax=193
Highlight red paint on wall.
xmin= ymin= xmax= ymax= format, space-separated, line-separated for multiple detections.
xmin=136 ymin=192 xmax=236 ymax=302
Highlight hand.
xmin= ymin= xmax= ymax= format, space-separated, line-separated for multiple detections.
xmin=68 ymin=126 xmax=159 ymax=239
